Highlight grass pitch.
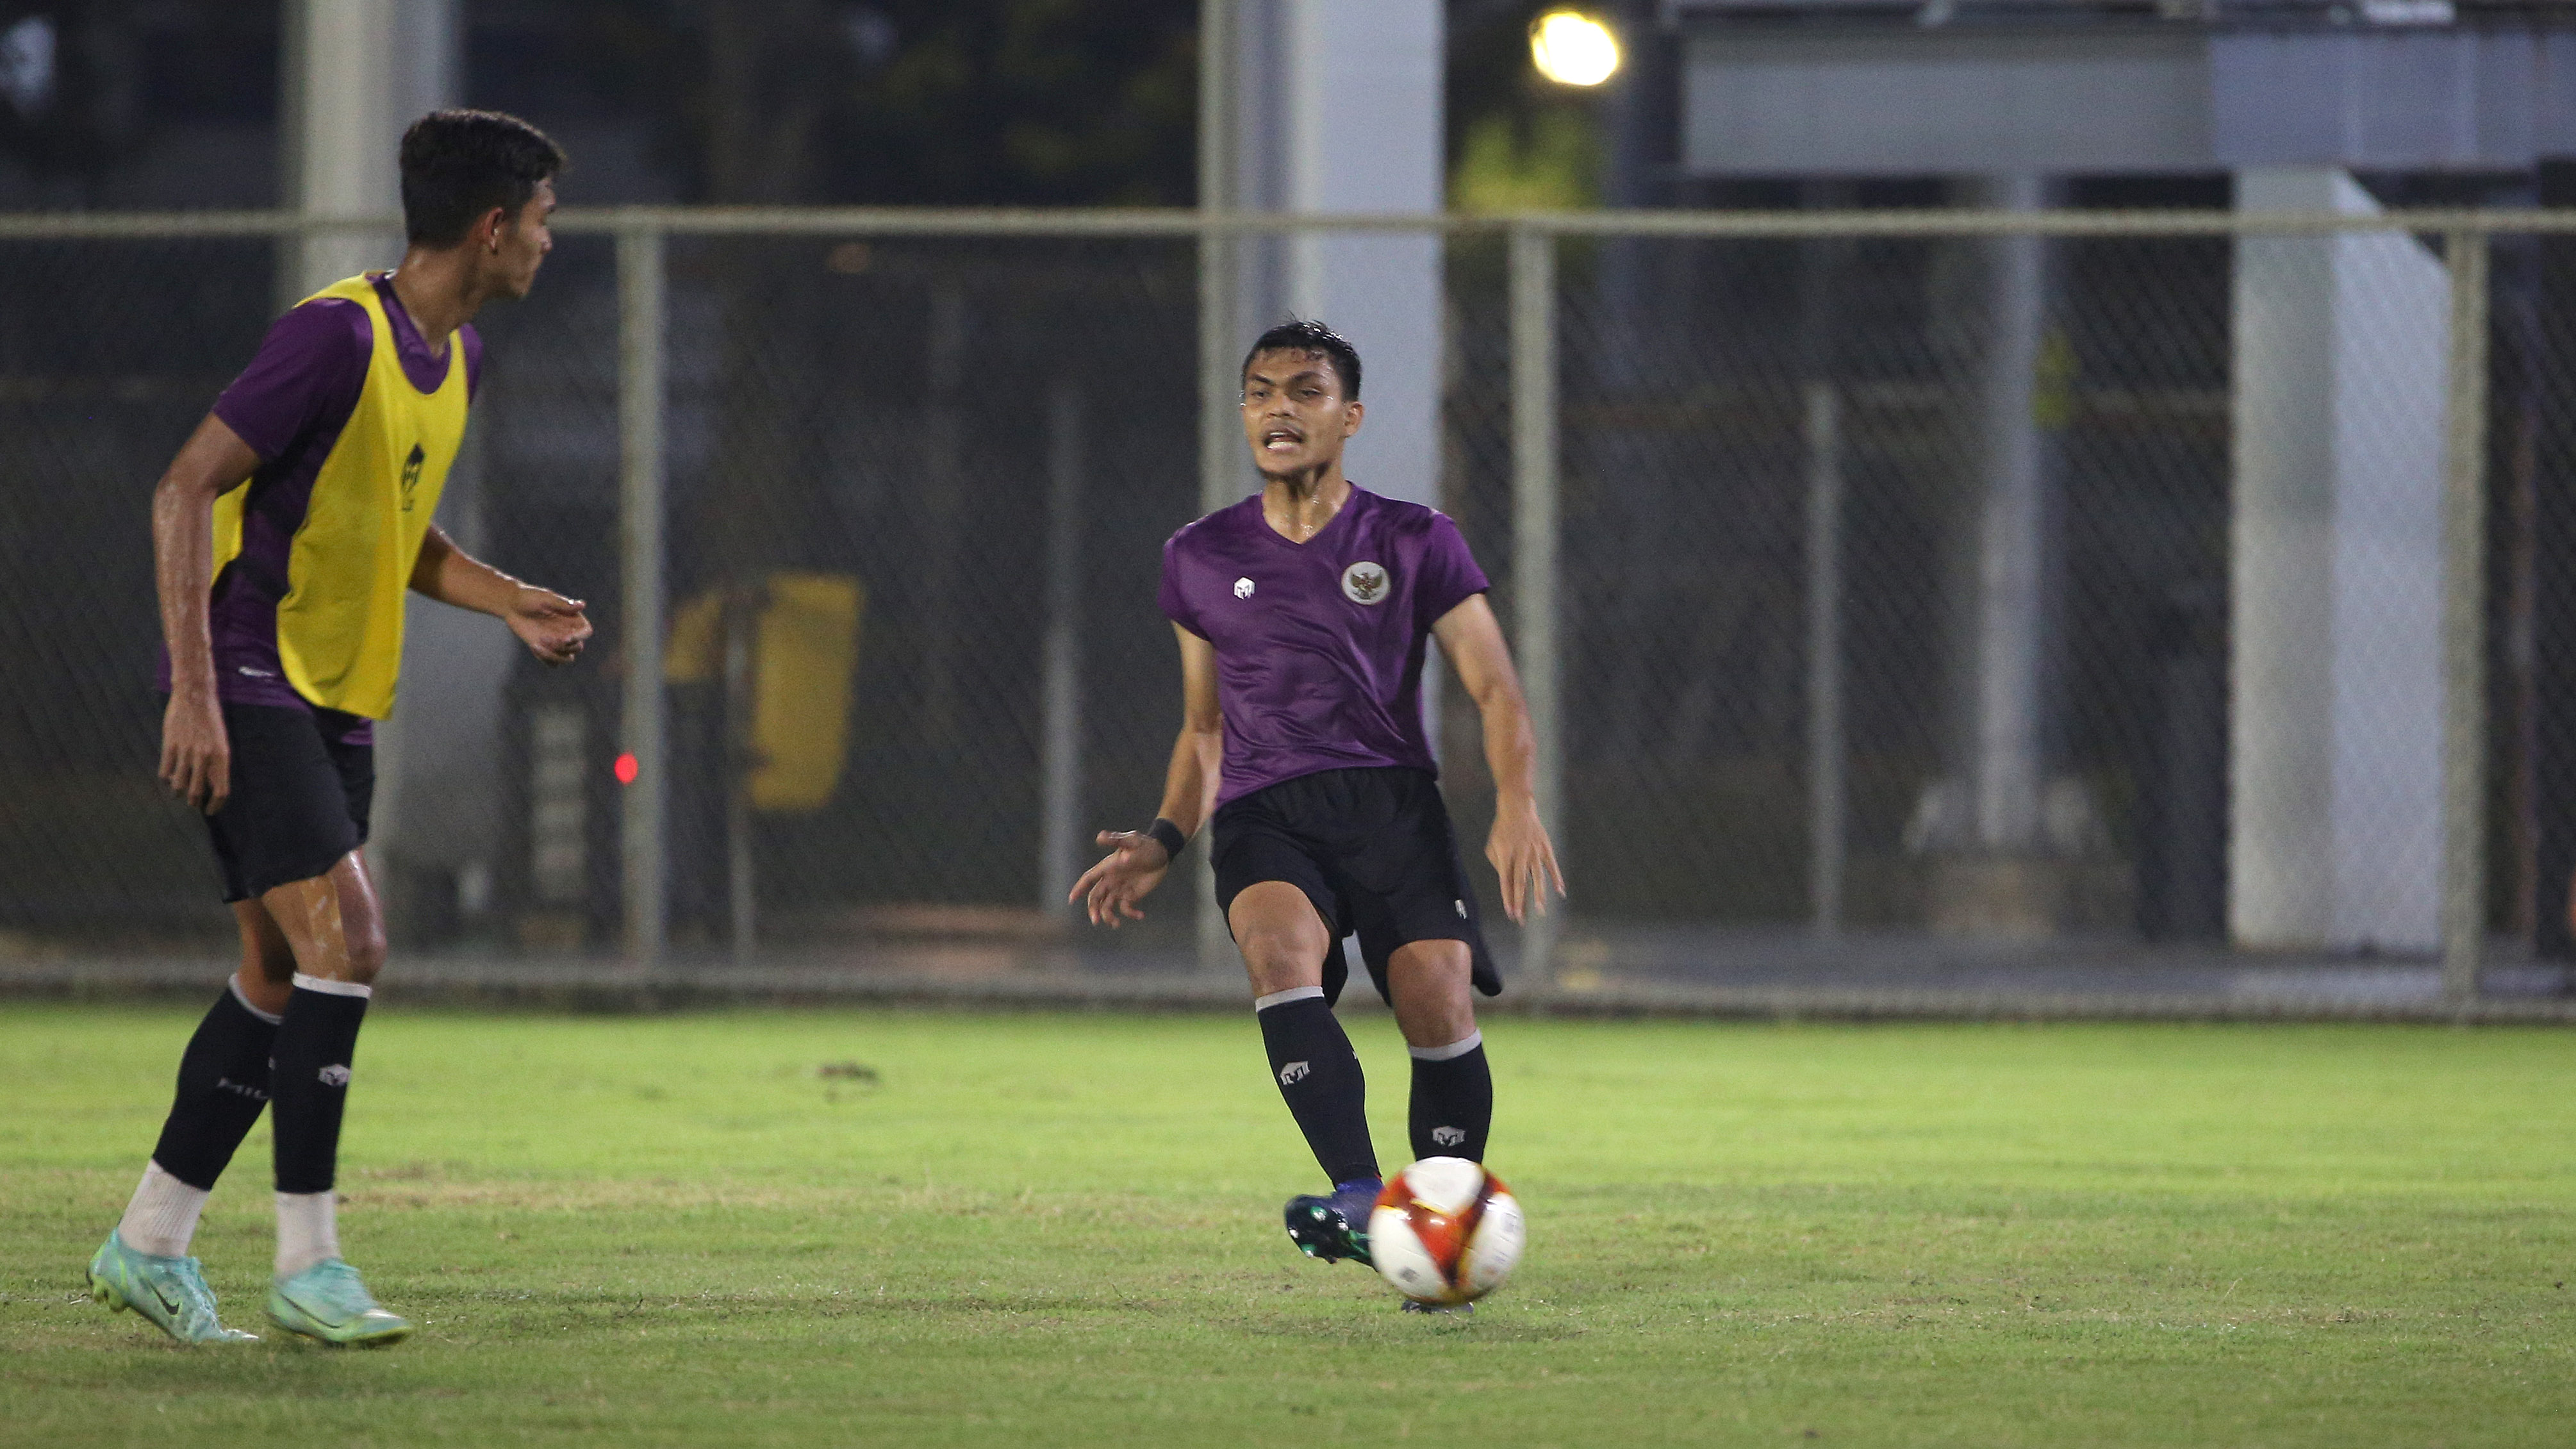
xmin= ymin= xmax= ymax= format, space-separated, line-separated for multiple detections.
xmin=3 ymin=1003 xmax=2572 ymax=1446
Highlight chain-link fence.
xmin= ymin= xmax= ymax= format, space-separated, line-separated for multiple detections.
xmin=1 ymin=206 xmax=2567 ymax=1004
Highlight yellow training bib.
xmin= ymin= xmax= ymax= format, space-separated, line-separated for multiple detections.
xmin=213 ymin=274 xmax=468 ymax=719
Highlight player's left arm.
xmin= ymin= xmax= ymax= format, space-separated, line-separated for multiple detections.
xmin=408 ymin=524 xmax=591 ymax=666
xmin=1432 ymin=593 xmax=1565 ymax=923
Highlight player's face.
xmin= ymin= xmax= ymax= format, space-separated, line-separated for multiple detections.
xmin=1241 ymin=351 xmax=1362 ymax=479
xmin=488 ymin=179 xmax=557 ymax=299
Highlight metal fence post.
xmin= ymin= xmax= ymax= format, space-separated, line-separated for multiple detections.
xmin=1041 ymin=381 xmax=1086 ymax=915
xmin=1804 ymin=381 xmax=1847 ymax=937
xmin=1194 ymin=222 xmax=1237 ymax=972
xmin=1510 ymin=224 xmax=1563 ymax=986
xmin=618 ymin=222 xmax=668 ymax=965
xmin=1194 ymin=16 xmax=1240 ymax=972
xmin=2441 ymin=228 xmax=2491 ymax=1001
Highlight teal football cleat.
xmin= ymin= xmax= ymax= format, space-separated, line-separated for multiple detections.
xmin=88 ymin=1230 xmax=258 ymax=1343
xmin=267 ymin=1258 xmax=412 ymax=1347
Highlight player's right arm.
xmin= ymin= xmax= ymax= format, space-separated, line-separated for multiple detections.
xmin=151 ymin=415 xmax=263 ymax=814
xmin=1071 ymin=624 xmax=1222 ymax=927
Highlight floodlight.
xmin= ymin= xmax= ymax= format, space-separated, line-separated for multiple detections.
xmin=1530 ymin=10 xmax=1620 ymax=88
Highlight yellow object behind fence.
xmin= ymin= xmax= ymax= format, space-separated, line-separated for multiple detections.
xmin=665 ymin=572 xmax=866 ymax=813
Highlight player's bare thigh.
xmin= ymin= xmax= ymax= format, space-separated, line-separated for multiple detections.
xmin=1230 ymin=881 xmax=1332 ymax=998
xmin=1385 ymin=940 xmax=1474 ymax=1050
xmin=248 ymin=850 xmax=388 ymax=995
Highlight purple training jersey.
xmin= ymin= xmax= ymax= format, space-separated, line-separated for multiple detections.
xmin=156 ymin=276 xmax=483 ymax=741
xmin=1159 ymin=484 xmax=1490 ymax=807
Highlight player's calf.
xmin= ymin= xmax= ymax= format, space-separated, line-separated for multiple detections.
xmin=1407 ymin=1028 xmax=1491 ymax=1163
xmin=138 ymin=979 xmax=282 ymax=1211
xmin=1386 ymin=940 xmax=1494 ymax=1163
xmin=1257 ymin=986 xmax=1379 ymax=1185
xmin=1255 ymin=983 xmax=1385 ymax=1267
xmin=256 ymin=860 xmax=399 ymax=1333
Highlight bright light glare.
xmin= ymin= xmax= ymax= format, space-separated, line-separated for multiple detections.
xmin=1530 ymin=11 xmax=1620 ymax=88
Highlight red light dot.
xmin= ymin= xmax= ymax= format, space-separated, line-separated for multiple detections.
xmin=613 ymin=752 xmax=639 ymax=785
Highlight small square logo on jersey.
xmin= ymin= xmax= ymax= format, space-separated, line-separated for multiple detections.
xmin=399 ymin=442 xmax=425 ymax=513
xmin=1341 ymin=561 xmax=1389 ymax=604
xmin=1234 ymin=577 xmax=1255 ymax=599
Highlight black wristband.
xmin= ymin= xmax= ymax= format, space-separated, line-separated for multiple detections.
xmin=1144 ymin=818 xmax=1189 ymax=863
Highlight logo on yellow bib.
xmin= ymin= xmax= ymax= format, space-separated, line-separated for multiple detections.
xmin=400 ymin=443 xmax=425 ymax=513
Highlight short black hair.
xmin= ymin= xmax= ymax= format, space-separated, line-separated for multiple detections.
xmin=399 ymin=110 xmax=566 ymax=248
xmin=1243 ymin=319 xmax=1361 ymax=401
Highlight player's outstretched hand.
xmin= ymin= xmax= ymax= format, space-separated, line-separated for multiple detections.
xmin=160 ymin=691 xmax=231 ymax=815
xmin=508 ymin=586 xmax=591 ymax=666
xmin=1069 ymin=830 xmax=1173 ymax=928
xmin=1487 ymin=797 xmax=1565 ymax=925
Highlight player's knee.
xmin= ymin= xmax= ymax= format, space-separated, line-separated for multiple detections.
xmin=1235 ymin=927 xmax=1321 ymax=989
xmin=235 ymin=968 xmax=293 ymax=1018
xmin=1399 ymin=1006 xmax=1477 ymax=1052
xmin=341 ymin=922 xmax=389 ymax=984
xmin=1236 ymin=926 xmax=1305 ymax=970
xmin=245 ymin=937 xmax=298 ymax=987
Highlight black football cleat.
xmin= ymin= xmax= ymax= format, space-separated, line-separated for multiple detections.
xmin=1283 ymin=1177 xmax=1381 ymax=1267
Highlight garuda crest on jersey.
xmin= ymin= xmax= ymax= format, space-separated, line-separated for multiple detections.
xmin=1341 ymin=561 xmax=1389 ymax=605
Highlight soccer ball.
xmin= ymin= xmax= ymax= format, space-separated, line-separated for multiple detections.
xmin=1369 ymin=1157 xmax=1524 ymax=1306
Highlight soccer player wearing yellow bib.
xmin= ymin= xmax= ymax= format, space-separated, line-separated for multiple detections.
xmin=87 ymin=111 xmax=588 ymax=1346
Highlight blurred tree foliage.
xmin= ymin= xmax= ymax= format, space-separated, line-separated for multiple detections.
xmin=563 ymin=0 xmax=1198 ymax=205
xmin=0 ymin=1 xmax=276 ymax=192
xmin=1444 ymin=0 xmax=1608 ymax=211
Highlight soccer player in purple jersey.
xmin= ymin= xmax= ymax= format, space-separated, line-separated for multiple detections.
xmin=1071 ymin=320 xmax=1564 ymax=1288
xmin=87 ymin=111 xmax=589 ymax=1346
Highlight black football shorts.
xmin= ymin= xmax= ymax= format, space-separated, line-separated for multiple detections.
xmin=1210 ymin=765 xmax=1502 ymax=1007
xmin=188 ymin=700 xmax=374 ymax=903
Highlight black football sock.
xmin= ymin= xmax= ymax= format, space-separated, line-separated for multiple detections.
xmin=1255 ymin=988 xmax=1379 ymax=1185
xmin=1407 ymin=1030 xmax=1492 ymax=1163
xmin=148 ymin=980 xmax=283 ymax=1191
xmin=268 ymin=975 xmax=370 ymax=1195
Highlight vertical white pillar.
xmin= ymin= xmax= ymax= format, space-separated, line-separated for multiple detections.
xmin=1210 ymin=0 xmax=1446 ymax=975
xmin=287 ymin=0 xmax=458 ymax=935
xmin=2231 ymin=168 xmax=2450 ymax=951
xmin=1277 ymin=0 xmax=1444 ymax=511
xmin=1223 ymin=0 xmax=1442 ymax=508
xmin=282 ymin=0 xmax=454 ymax=300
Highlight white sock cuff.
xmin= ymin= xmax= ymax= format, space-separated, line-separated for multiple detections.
xmin=1408 ymin=1030 xmax=1484 ymax=1063
xmin=274 ymin=1191 xmax=340 ymax=1280
xmin=1253 ymin=986 xmax=1326 ymax=1013
xmin=291 ymin=973 xmax=372 ymax=999
xmin=119 ymin=1162 xmax=211 ymax=1259
xmin=228 ymin=976 xmax=283 ymax=1024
